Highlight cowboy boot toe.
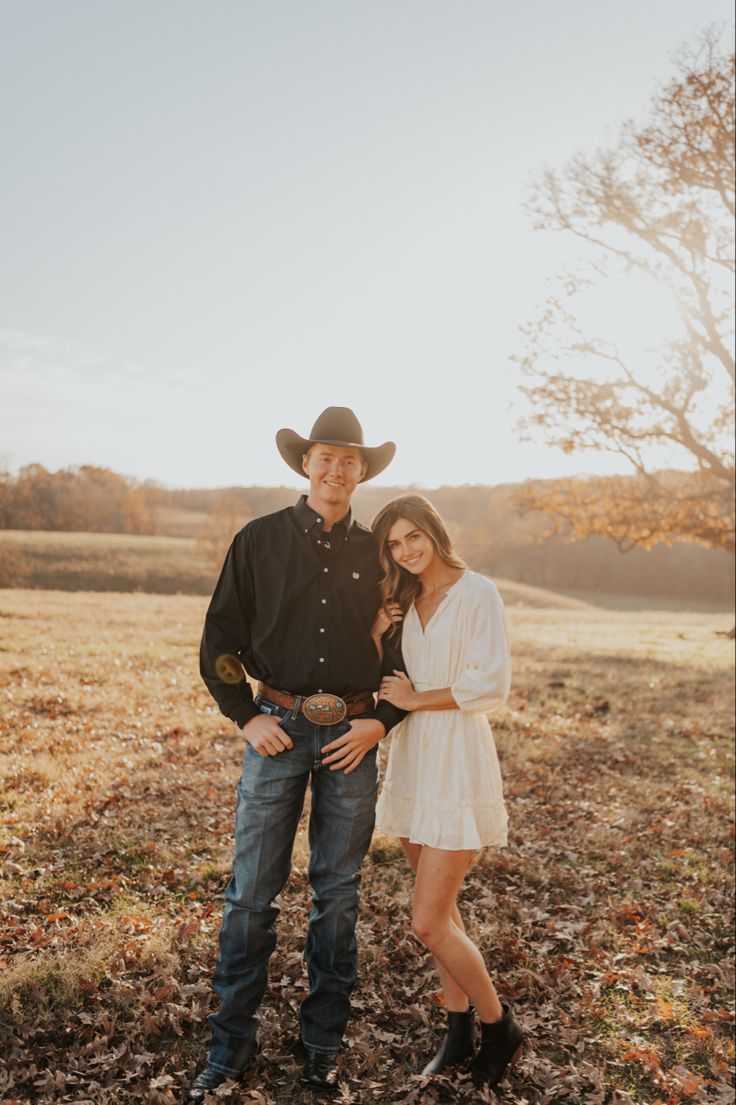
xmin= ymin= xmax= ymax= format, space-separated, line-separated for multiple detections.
xmin=183 ymin=1065 xmax=242 ymax=1102
xmin=301 ymin=1047 xmax=339 ymax=1093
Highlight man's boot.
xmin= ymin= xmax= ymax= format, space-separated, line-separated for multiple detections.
xmin=183 ymin=1065 xmax=245 ymax=1103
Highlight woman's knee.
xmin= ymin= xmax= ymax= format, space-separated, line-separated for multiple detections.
xmin=411 ymin=909 xmax=444 ymax=950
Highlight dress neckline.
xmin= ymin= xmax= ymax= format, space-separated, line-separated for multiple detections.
xmin=412 ymin=571 xmax=468 ymax=634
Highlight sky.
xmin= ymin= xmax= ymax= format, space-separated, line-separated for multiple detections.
xmin=1 ymin=0 xmax=732 ymax=490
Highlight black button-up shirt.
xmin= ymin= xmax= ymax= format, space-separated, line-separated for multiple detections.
xmin=200 ymin=495 xmax=405 ymax=732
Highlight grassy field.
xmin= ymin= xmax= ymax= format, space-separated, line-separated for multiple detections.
xmin=0 ymin=531 xmax=214 ymax=594
xmin=2 ymin=530 xmax=734 ymax=620
xmin=0 ymin=589 xmax=733 ymax=1104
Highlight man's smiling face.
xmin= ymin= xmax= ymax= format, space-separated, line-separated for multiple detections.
xmin=302 ymin=444 xmax=367 ymax=514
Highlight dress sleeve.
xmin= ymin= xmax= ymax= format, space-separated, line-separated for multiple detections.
xmin=450 ymin=583 xmax=511 ymax=714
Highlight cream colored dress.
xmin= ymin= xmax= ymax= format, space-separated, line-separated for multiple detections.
xmin=375 ymin=571 xmax=510 ymax=851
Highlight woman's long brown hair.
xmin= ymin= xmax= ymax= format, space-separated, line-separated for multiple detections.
xmin=371 ymin=494 xmax=467 ymax=635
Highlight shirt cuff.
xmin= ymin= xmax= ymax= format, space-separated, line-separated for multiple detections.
xmin=231 ymin=697 xmax=260 ymax=728
xmin=374 ymin=698 xmax=405 ymax=734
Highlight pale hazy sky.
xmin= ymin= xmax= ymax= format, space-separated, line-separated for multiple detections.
xmin=1 ymin=1 xmax=731 ymax=489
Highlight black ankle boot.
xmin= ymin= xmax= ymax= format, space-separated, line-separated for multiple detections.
xmin=470 ymin=1004 xmax=524 ymax=1088
xmin=421 ymin=1008 xmax=476 ymax=1075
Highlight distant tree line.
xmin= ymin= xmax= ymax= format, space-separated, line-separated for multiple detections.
xmin=357 ymin=482 xmax=734 ymax=605
xmin=0 ymin=464 xmax=154 ymax=533
xmin=160 ymin=478 xmax=734 ymax=605
xmin=1 ymin=465 xmax=732 ymax=604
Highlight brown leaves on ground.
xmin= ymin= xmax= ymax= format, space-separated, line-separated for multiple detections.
xmin=0 ymin=591 xmax=734 ymax=1104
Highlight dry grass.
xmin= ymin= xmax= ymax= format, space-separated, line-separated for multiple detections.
xmin=0 ymin=531 xmax=214 ymax=593
xmin=495 ymin=579 xmax=596 ymax=610
xmin=153 ymin=508 xmax=210 ymax=538
xmin=0 ymin=589 xmax=733 ymax=1104
xmin=2 ymin=530 xmax=732 ymax=618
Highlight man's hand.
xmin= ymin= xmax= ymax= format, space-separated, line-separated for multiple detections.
xmin=243 ymin=713 xmax=294 ymax=757
xmin=321 ymin=718 xmax=385 ymax=774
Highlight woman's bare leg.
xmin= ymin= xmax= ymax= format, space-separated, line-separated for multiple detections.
xmin=400 ymin=839 xmax=485 ymax=1014
xmin=409 ymin=844 xmax=503 ymax=1023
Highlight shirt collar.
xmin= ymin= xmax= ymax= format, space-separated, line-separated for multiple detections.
xmin=294 ymin=494 xmax=352 ymax=533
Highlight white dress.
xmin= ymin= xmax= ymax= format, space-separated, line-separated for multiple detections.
xmin=375 ymin=571 xmax=510 ymax=851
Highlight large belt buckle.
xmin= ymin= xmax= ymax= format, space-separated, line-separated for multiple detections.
xmin=303 ymin=693 xmax=347 ymax=726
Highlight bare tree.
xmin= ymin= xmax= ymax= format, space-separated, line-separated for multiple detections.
xmin=515 ymin=28 xmax=735 ymax=559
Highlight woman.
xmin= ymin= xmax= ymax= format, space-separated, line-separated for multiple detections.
xmin=371 ymin=494 xmax=523 ymax=1090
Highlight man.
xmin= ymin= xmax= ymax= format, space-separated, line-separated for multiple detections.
xmin=186 ymin=406 xmax=404 ymax=1102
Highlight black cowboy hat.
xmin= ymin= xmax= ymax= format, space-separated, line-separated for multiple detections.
xmin=276 ymin=406 xmax=395 ymax=482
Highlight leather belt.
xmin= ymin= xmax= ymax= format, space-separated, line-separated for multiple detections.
xmin=257 ymin=683 xmax=374 ymax=725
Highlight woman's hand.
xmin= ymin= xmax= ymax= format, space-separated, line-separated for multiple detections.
xmin=371 ymin=602 xmax=403 ymax=640
xmin=378 ymin=669 xmax=417 ymax=710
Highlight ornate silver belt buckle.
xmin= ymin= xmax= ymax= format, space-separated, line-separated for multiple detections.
xmin=303 ymin=693 xmax=347 ymax=726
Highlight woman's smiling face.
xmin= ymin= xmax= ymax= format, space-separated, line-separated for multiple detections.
xmin=386 ymin=517 xmax=437 ymax=575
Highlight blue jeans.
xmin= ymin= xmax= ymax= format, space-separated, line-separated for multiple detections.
xmin=207 ymin=699 xmax=379 ymax=1074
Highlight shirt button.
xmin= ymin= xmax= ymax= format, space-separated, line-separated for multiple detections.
xmin=323 ymin=567 xmax=329 ymax=573
xmin=316 ymin=517 xmax=322 ymax=523
xmin=319 ymin=657 xmax=325 ymax=663
xmin=321 ymin=598 xmax=327 ymax=604
xmin=320 ymin=627 xmax=325 ymax=633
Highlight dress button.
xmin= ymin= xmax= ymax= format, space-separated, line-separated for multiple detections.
xmin=321 ymin=598 xmax=327 ymax=604
xmin=320 ymin=627 xmax=325 ymax=633
xmin=323 ymin=567 xmax=329 ymax=573
xmin=316 ymin=517 xmax=322 ymax=524
xmin=319 ymin=657 xmax=325 ymax=663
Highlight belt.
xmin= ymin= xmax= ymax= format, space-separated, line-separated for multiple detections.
xmin=257 ymin=683 xmax=374 ymax=726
